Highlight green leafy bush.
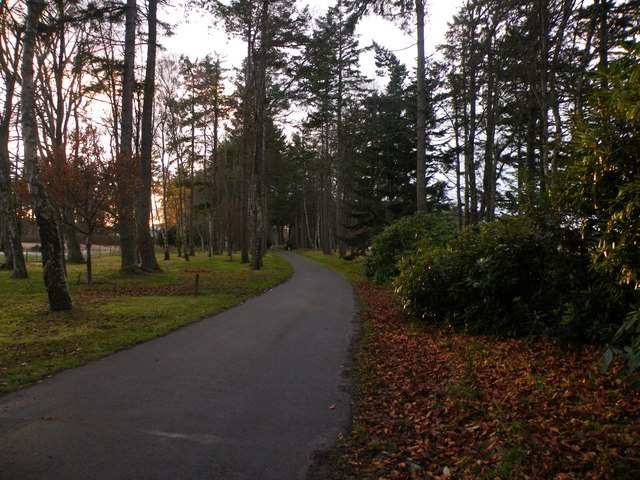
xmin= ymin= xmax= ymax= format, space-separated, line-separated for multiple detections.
xmin=566 ymin=42 xmax=640 ymax=288
xmin=602 ymin=308 xmax=640 ymax=371
xmin=564 ymin=41 xmax=640 ymax=367
xmin=363 ymin=212 xmax=456 ymax=284
xmin=394 ymin=215 xmax=636 ymax=343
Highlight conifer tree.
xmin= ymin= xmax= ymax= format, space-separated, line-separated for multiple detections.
xmin=117 ymin=0 xmax=139 ymax=273
xmin=203 ymin=0 xmax=307 ymax=268
xmin=138 ymin=0 xmax=162 ymax=272
xmin=301 ymin=1 xmax=367 ymax=256
xmin=346 ymin=0 xmax=429 ymax=212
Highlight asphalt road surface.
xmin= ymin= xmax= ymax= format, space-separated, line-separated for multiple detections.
xmin=0 ymin=251 xmax=358 ymax=480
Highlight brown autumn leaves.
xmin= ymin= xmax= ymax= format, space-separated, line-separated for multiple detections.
xmin=336 ymin=283 xmax=640 ymax=479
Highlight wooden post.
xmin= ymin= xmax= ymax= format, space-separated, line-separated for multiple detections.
xmin=182 ymin=268 xmax=211 ymax=295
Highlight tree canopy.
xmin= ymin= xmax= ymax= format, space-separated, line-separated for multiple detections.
xmin=0 ymin=0 xmax=637 ymax=367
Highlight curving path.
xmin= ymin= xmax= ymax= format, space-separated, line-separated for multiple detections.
xmin=0 ymin=251 xmax=358 ymax=480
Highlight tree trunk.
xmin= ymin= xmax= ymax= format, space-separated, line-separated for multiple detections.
xmin=319 ymin=125 xmax=331 ymax=255
xmin=452 ymin=93 xmax=464 ymax=229
xmin=240 ymin=22 xmax=254 ymax=265
xmin=21 ymin=0 xmax=71 ymax=310
xmin=574 ymin=9 xmax=596 ymax=113
xmin=0 ymin=26 xmax=27 ymax=278
xmin=188 ymin=81 xmax=196 ymax=258
xmin=208 ymin=217 xmax=215 ymax=257
xmin=137 ymin=0 xmax=161 ymax=272
xmin=539 ymin=0 xmax=550 ymax=192
xmin=302 ymin=186 xmax=313 ymax=248
xmin=250 ymin=99 xmax=266 ymax=270
xmin=250 ymin=1 xmax=270 ymax=270
xmin=0 ymin=192 xmax=26 ymax=278
xmin=335 ymin=12 xmax=347 ymax=258
xmin=524 ymin=84 xmax=538 ymax=211
xmin=118 ymin=0 xmax=138 ymax=273
xmin=0 ymin=142 xmax=27 ymax=279
xmin=85 ymin=234 xmax=93 ymax=284
xmin=482 ymin=33 xmax=497 ymax=222
xmin=177 ymin=172 xmax=189 ymax=261
xmin=159 ymin=130 xmax=171 ymax=261
xmin=596 ymin=0 xmax=609 ymax=80
xmin=464 ymin=73 xmax=478 ymax=224
xmin=65 ymin=224 xmax=85 ymax=263
xmin=415 ymin=0 xmax=427 ymax=212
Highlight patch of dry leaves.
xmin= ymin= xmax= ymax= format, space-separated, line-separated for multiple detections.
xmin=74 ymin=284 xmax=193 ymax=298
xmin=337 ymin=283 xmax=640 ymax=479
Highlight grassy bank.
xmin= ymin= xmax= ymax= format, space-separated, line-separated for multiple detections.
xmin=0 ymin=252 xmax=292 ymax=395
xmin=295 ymin=249 xmax=365 ymax=284
xmin=297 ymin=249 xmax=640 ymax=479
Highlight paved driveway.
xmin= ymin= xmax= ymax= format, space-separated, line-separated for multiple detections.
xmin=0 ymin=251 xmax=358 ymax=480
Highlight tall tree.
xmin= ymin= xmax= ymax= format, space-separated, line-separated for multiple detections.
xmin=186 ymin=55 xmax=229 ymax=257
xmin=21 ymin=0 xmax=72 ymax=310
xmin=414 ymin=0 xmax=427 ymax=212
xmin=117 ymin=0 xmax=139 ymax=273
xmin=35 ymin=0 xmax=87 ymax=264
xmin=301 ymin=1 xmax=367 ymax=256
xmin=249 ymin=0 xmax=269 ymax=270
xmin=205 ymin=0 xmax=307 ymax=268
xmin=347 ymin=45 xmax=417 ymax=243
xmin=0 ymin=1 xmax=27 ymax=278
xmin=137 ymin=0 xmax=161 ymax=272
xmin=207 ymin=0 xmax=257 ymax=264
xmin=347 ymin=0 xmax=429 ymax=212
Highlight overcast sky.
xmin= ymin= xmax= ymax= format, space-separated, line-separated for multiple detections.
xmin=159 ymin=0 xmax=464 ymax=77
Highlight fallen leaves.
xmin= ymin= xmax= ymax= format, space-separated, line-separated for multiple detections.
xmin=74 ymin=283 xmax=193 ymax=298
xmin=336 ymin=282 xmax=640 ymax=479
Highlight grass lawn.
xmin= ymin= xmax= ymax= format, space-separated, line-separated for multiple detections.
xmin=0 ymin=251 xmax=292 ymax=395
xmin=295 ymin=249 xmax=365 ymax=284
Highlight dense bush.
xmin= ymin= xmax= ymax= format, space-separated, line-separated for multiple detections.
xmin=566 ymin=41 xmax=640 ymax=288
xmin=363 ymin=212 xmax=456 ymax=284
xmin=393 ymin=215 xmax=637 ymax=344
xmin=564 ymin=42 xmax=640 ymax=367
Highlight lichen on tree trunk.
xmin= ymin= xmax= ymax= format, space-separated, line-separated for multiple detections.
xmin=21 ymin=0 xmax=71 ymax=310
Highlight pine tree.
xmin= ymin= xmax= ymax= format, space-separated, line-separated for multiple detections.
xmin=346 ymin=0 xmax=430 ymax=212
xmin=117 ymin=0 xmax=139 ymax=273
xmin=204 ymin=0 xmax=307 ymax=268
xmin=347 ymin=45 xmax=416 ymax=245
xmin=300 ymin=1 xmax=367 ymax=256
xmin=137 ymin=0 xmax=161 ymax=272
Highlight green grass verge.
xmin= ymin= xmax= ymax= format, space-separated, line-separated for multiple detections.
xmin=0 ymin=252 xmax=292 ymax=395
xmin=294 ymin=249 xmax=365 ymax=284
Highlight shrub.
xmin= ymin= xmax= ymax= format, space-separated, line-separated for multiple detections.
xmin=363 ymin=212 xmax=456 ymax=284
xmin=394 ymin=215 xmax=636 ymax=343
xmin=562 ymin=41 xmax=640 ymax=367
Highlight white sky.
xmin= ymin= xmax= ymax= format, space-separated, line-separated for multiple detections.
xmin=159 ymin=0 xmax=464 ymax=77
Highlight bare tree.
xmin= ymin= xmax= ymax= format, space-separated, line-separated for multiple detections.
xmin=21 ymin=0 xmax=72 ymax=310
xmin=0 ymin=1 xmax=27 ymax=278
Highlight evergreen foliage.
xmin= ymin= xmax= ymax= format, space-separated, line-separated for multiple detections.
xmin=363 ymin=212 xmax=456 ymax=285
xmin=565 ymin=41 xmax=640 ymax=288
xmin=393 ymin=215 xmax=636 ymax=343
xmin=564 ymin=40 xmax=640 ymax=369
